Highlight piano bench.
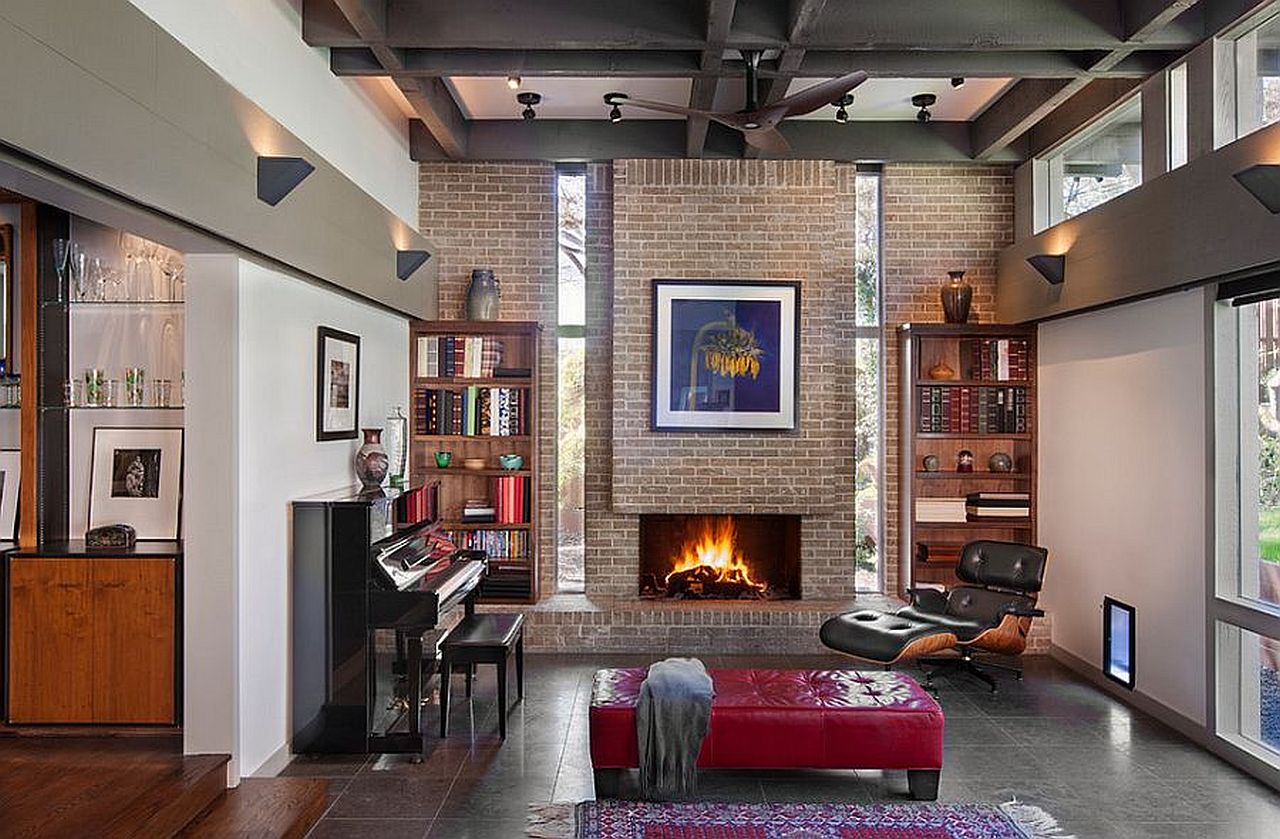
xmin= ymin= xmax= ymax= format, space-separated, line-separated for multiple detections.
xmin=439 ymin=613 xmax=525 ymax=739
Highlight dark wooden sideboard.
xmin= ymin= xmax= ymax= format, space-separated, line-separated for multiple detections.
xmin=4 ymin=541 xmax=181 ymax=725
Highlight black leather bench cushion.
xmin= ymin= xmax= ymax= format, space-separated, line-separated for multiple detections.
xmin=819 ymin=610 xmax=954 ymax=664
xmin=443 ymin=613 xmax=524 ymax=648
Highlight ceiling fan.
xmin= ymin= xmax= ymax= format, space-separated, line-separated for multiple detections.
xmin=603 ymin=50 xmax=868 ymax=154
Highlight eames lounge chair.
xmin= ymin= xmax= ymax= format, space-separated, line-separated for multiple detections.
xmin=819 ymin=540 xmax=1048 ymax=693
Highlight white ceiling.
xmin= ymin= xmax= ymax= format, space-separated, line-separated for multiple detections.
xmin=446 ymin=75 xmax=1013 ymax=121
xmin=448 ymin=77 xmax=691 ymax=120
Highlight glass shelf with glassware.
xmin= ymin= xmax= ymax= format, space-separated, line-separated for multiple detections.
xmin=52 ymin=231 xmax=184 ymax=305
xmin=64 ymin=368 xmax=183 ymax=410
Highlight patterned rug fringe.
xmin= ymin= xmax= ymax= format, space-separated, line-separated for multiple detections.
xmin=1001 ymin=799 xmax=1076 ymax=839
xmin=527 ymin=802 xmax=576 ymax=838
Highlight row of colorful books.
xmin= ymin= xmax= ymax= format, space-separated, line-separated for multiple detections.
xmin=443 ymin=528 xmax=531 ymax=560
xmin=416 ymin=335 xmax=505 ymax=379
xmin=916 ymin=492 xmax=1031 ymax=523
xmin=962 ymin=338 xmax=1031 ymax=382
xmin=492 ymin=475 xmax=531 ymax=524
xmin=394 ymin=484 xmax=437 ymax=526
xmin=414 ymin=386 xmax=528 ymax=436
xmin=919 ymin=386 xmax=1028 ymax=434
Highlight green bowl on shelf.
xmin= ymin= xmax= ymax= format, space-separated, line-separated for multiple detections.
xmin=498 ymin=453 xmax=524 ymax=471
xmin=434 ymin=451 xmax=453 ymax=468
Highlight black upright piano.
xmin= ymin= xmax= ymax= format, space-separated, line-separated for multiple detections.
xmin=291 ymin=484 xmax=485 ymax=754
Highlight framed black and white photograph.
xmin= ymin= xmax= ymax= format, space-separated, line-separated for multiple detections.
xmin=652 ymin=279 xmax=800 ymax=432
xmin=0 ymin=448 xmax=19 ymax=542
xmin=89 ymin=427 xmax=183 ymax=540
xmin=317 ymin=326 xmax=360 ymax=441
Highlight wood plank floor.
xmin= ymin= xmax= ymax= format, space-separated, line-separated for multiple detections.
xmin=0 ymin=735 xmax=227 ymax=838
xmin=180 ymin=778 xmax=329 ymax=839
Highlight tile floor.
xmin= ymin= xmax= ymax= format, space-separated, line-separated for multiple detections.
xmin=287 ymin=654 xmax=1280 ymax=838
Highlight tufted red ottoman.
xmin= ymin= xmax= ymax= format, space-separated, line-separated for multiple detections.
xmin=589 ymin=668 xmax=944 ymax=800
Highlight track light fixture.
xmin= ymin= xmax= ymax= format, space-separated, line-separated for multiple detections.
xmin=517 ymin=91 xmax=541 ymax=120
xmin=951 ymin=77 xmax=966 ymax=88
xmin=256 ymin=155 xmax=314 ymax=206
xmin=506 ymin=74 xmax=522 ymax=90
xmin=609 ymin=104 xmax=623 ymax=123
xmin=832 ymin=94 xmax=854 ymax=124
xmin=912 ymin=93 xmax=937 ymax=123
xmin=396 ymin=249 xmax=431 ymax=281
xmin=1233 ymin=163 xmax=1280 ymax=213
xmin=1027 ymin=254 xmax=1066 ymax=286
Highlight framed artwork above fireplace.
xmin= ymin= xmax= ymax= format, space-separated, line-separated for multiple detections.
xmin=651 ymin=279 xmax=800 ymax=432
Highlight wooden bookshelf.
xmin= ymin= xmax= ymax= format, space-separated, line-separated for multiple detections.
xmin=410 ymin=320 xmax=542 ymax=604
xmin=899 ymin=323 xmax=1037 ymax=594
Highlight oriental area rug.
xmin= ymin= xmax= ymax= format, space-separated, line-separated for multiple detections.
xmin=528 ymin=800 xmax=1074 ymax=839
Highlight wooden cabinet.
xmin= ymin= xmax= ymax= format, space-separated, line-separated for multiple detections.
xmin=7 ymin=556 xmax=176 ymax=724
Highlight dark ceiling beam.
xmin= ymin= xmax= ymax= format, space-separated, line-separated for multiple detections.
xmin=412 ymin=118 xmax=1023 ymax=163
xmin=688 ymin=0 xmax=737 ymax=159
xmin=971 ymin=78 xmax=1079 ymax=159
xmin=329 ymin=47 xmax=1168 ymax=80
xmin=1122 ymin=0 xmax=1199 ymax=40
xmin=306 ymin=0 xmax=1202 ymax=52
xmin=746 ymin=0 xmax=830 ymax=158
xmin=1025 ymin=78 xmax=1144 ymax=155
xmin=325 ymin=0 xmax=467 ymax=158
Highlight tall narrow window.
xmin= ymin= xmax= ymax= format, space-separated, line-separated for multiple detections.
xmin=1235 ymin=11 xmax=1280 ymax=139
xmin=556 ymin=166 xmax=586 ymax=593
xmin=1169 ymin=62 xmax=1188 ymax=170
xmin=854 ymin=167 xmax=884 ymax=592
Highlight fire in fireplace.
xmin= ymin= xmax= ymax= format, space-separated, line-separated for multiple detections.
xmin=638 ymin=514 xmax=801 ymax=600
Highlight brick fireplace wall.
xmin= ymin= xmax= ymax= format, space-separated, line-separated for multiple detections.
xmin=597 ymin=159 xmax=859 ymax=600
xmin=419 ymin=158 xmax=1046 ymax=653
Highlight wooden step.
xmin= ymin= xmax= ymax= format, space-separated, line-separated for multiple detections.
xmin=0 ymin=739 xmax=229 ymax=839
xmin=178 ymin=777 xmax=329 ymax=839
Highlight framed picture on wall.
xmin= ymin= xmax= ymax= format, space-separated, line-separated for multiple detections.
xmin=88 ymin=427 xmax=184 ymax=540
xmin=316 ymin=326 xmax=361 ymax=441
xmin=0 ymin=448 xmax=19 ymax=541
xmin=651 ymin=279 xmax=800 ymax=432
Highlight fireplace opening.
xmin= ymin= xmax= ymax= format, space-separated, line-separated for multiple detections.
xmin=638 ymin=514 xmax=801 ymax=600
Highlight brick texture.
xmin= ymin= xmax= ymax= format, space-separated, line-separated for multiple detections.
xmin=419 ymin=158 xmax=1048 ymax=653
xmin=418 ymin=162 xmax=559 ymax=596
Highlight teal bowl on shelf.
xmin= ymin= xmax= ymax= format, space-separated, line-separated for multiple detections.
xmin=498 ymin=453 xmax=524 ymax=471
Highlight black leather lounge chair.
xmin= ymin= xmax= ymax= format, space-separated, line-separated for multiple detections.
xmin=820 ymin=540 xmax=1049 ymax=693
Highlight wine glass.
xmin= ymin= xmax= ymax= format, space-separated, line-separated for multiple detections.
xmin=52 ymin=238 xmax=69 ymax=302
xmin=86 ymin=257 xmax=106 ymax=302
xmin=69 ymin=242 xmax=87 ymax=301
xmin=159 ymin=254 xmax=183 ymax=302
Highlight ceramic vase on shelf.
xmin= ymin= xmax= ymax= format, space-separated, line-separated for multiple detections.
xmin=465 ymin=269 xmax=501 ymax=320
xmin=940 ymin=270 xmax=972 ymax=324
xmin=354 ymin=428 xmax=390 ymax=488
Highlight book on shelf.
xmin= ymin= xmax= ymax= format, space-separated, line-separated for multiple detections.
xmin=918 ymin=385 xmax=1028 ymax=433
xmin=462 ymin=498 xmax=496 ymax=523
xmin=962 ymin=338 xmax=1031 ymax=382
xmin=444 ymin=528 xmax=531 ymax=560
xmin=415 ymin=386 xmax=529 ymax=436
xmin=965 ymin=492 xmax=1030 ymax=507
xmin=494 ymin=474 xmax=530 ymax=525
xmin=916 ymin=542 xmax=965 ymax=564
xmin=493 ymin=366 xmax=531 ymax=379
xmin=965 ymin=506 xmax=1031 ymax=518
xmin=417 ymin=335 xmax=505 ymax=379
xmin=915 ymin=498 xmax=968 ymax=523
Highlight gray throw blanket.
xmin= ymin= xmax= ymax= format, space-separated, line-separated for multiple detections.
xmin=636 ymin=657 xmax=714 ymax=800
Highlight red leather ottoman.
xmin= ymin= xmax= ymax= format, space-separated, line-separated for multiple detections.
xmin=589 ymin=668 xmax=944 ymax=800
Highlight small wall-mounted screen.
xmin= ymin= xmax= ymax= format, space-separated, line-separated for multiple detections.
xmin=1103 ymin=597 xmax=1136 ymax=689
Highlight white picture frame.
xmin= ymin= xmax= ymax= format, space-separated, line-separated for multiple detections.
xmin=88 ymin=427 xmax=184 ymax=540
xmin=0 ymin=449 xmax=19 ymax=542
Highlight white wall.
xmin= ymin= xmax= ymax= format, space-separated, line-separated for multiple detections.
xmin=236 ymin=260 xmax=408 ymax=776
xmin=127 ymin=0 xmax=418 ymax=226
xmin=1039 ymin=289 xmax=1208 ymax=724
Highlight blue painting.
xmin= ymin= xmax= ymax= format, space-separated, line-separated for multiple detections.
xmin=652 ymin=281 xmax=799 ymax=431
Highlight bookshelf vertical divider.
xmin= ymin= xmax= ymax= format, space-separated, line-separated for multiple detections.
xmin=899 ymin=323 xmax=1038 ymax=596
xmin=410 ymin=320 xmax=542 ymax=604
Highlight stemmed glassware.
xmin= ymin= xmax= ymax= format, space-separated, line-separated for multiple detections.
xmin=52 ymin=238 xmax=69 ymax=303
xmin=69 ymin=242 xmax=87 ymax=301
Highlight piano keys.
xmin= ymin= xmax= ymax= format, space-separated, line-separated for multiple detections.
xmin=291 ymin=483 xmax=484 ymax=755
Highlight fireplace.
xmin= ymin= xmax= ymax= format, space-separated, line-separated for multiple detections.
xmin=638 ymin=514 xmax=801 ymax=600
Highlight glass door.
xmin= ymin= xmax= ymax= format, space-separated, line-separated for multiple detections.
xmin=1214 ymin=295 xmax=1280 ymax=771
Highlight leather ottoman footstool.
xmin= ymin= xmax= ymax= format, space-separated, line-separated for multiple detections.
xmin=589 ymin=667 xmax=944 ymax=800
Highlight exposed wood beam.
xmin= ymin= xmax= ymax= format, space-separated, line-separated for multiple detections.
xmin=971 ymin=78 xmax=1079 ymax=159
xmin=1122 ymin=0 xmax=1199 ymax=40
xmin=688 ymin=0 xmax=737 ymax=158
xmin=326 ymin=0 xmax=467 ymax=158
xmin=329 ymin=47 xmax=1166 ymax=80
xmin=413 ymin=118 xmax=1023 ymax=163
xmin=1026 ymin=78 xmax=1144 ymax=155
